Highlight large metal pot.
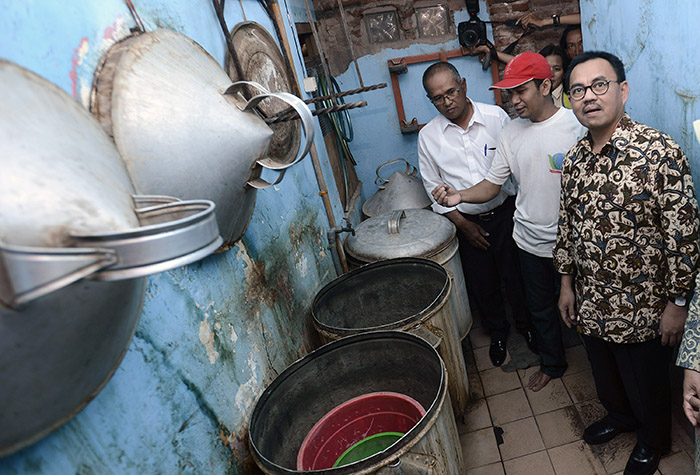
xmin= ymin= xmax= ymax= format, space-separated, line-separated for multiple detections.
xmin=249 ymin=331 xmax=465 ymax=474
xmin=0 ymin=59 xmax=221 ymax=455
xmin=344 ymin=209 xmax=472 ymax=340
xmin=90 ymin=29 xmax=314 ymax=249
xmin=312 ymin=258 xmax=469 ymax=417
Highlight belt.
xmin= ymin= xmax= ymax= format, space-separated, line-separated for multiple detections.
xmin=461 ymin=196 xmax=513 ymax=222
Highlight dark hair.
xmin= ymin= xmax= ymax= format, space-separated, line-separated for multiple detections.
xmin=564 ymin=51 xmax=626 ymax=92
xmin=538 ymin=44 xmax=566 ymax=64
xmin=559 ymin=25 xmax=582 ymax=52
xmin=422 ymin=62 xmax=461 ymax=92
xmin=559 ymin=25 xmax=582 ymax=69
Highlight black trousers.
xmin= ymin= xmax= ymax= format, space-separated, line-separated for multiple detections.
xmin=582 ymin=334 xmax=672 ymax=452
xmin=518 ymin=249 xmax=567 ymax=378
xmin=457 ymin=196 xmax=532 ymax=341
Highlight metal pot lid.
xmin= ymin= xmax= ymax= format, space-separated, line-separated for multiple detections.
xmin=362 ymin=159 xmax=432 ymax=218
xmin=345 ymin=209 xmax=456 ymax=262
xmin=227 ymin=21 xmax=301 ymax=167
xmin=0 ymin=59 xmax=222 ymax=308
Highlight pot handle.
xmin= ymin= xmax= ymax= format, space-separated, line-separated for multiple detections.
xmin=388 ymin=210 xmax=406 ymax=235
xmin=71 ymin=195 xmax=222 ymax=281
xmin=375 ymin=158 xmax=417 ymax=188
xmin=0 ymin=242 xmax=117 ymax=309
xmin=0 ymin=195 xmax=222 ymax=308
xmin=376 ymin=452 xmax=438 ymax=474
xmin=405 ymin=324 xmax=442 ymax=350
xmin=243 ymin=91 xmax=314 ymax=174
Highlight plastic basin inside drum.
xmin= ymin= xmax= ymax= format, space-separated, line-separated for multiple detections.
xmin=297 ymin=392 xmax=425 ymax=470
xmin=312 ymin=257 xmax=449 ymax=333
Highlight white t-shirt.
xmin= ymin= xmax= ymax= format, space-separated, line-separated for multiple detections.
xmin=486 ymin=107 xmax=586 ymax=258
xmin=418 ymin=100 xmax=516 ymax=215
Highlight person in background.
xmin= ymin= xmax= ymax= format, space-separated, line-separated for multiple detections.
xmin=471 ymin=12 xmax=581 ymax=66
xmin=518 ymin=12 xmax=581 ymax=29
xmin=555 ymin=51 xmax=700 ymax=475
xmin=678 ymin=275 xmax=700 ymax=473
xmin=538 ymin=44 xmax=570 ymax=108
xmin=432 ymin=52 xmax=586 ymax=391
xmin=418 ymin=61 xmax=536 ymax=368
xmin=677 ymin=120 xmax=700 ymax=474
xmin=560 ymin=24 xmax=584 ymax=68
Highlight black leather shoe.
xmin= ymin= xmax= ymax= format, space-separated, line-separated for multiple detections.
xmin=489 ymin=339 xmax=507 ymax=367
xmin=583 ymin=418 xmax=634 ymax=445
xmin=624 ymin=444 xmax=664 ymax=475
xmin=522 ymin=329 xmax=539 ymax=355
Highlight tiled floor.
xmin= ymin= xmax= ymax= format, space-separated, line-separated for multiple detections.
xmin=457 ymin=318 xmax=697 ymax=475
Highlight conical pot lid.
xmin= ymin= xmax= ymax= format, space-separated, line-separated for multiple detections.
xmin=345 ymin=209 xmax=455 ymax=262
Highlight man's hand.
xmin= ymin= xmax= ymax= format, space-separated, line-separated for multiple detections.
xmin=683 ymin=369 xmax=700 ymax=432
xmin=517 ymin=13 xmax=546 ymax=29
xmin=432 ymin=184 xmax=462 ymax=207
xmin=462 ymin=45 xmax=491 ymax=56
xmin=558 ymin=276 xmax=578 ymax=328
xmin=659 ymin=301 xmax=687 ymax=346
xmin=457 ymin=219 xmax=490 ymax=251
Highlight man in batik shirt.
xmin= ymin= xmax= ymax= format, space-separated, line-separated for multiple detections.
xmin=554 ymin=51 xmax=699 ymax=475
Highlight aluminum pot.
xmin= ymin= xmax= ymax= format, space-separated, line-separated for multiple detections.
xmin=249 ymin=331 xmax=465 ymax=474
xmin=344 ymin=209 xmax=472 ymax=340
xmin=312 ymin=258 xmax=470 ymax=417
xmin=91 ymin=29 xmax=314 ymax=249
xmin=0 ymin=59 xmax=221 ymax=456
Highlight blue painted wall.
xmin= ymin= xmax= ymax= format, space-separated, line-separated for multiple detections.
xmin=579 ymin=0 xmax=700 ymax=187
xmin=0 ymin=1 xmax=343 ymax=473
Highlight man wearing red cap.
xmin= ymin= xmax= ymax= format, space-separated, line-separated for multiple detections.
xmin=418 ymin=61 xmax=536 ymax=368
xmin=433 ymin=52 xmax=585 ymax=391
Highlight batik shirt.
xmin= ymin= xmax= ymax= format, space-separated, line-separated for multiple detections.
xmin=678 ymin=276 xmax=700 ymax=371
xmin=554 ymin=115 xmax=699 ymax=344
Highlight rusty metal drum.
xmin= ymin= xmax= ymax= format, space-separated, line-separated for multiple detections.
xmin=249 ymin=331 xmax=465 ymax=474
xmin=344 ymin=209 xmax=473 ymax=340
xmin=312 ymin=258 xmax=469 ymax=418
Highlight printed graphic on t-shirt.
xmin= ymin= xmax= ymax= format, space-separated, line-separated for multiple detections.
xmin=548 ymin=152 xmax=565 ymax=174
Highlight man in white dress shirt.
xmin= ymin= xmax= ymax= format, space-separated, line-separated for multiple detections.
xmin=418 ymin=61 xmax=535 ymax=367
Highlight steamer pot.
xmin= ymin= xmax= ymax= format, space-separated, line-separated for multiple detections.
xmin=90 ymin=29 xmax=314 ymax=249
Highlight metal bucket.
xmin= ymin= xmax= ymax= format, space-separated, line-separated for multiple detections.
xmin=344 ymin=210 xmax=472 ymax=340
xmin=249 ymin=331 xmax=465 ymax=474
xmin=312 ymin=258 xmax=469 ymax=417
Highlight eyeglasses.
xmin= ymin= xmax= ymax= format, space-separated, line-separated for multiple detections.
xmin=568 ymin=79 xmax=620 ymax=101
xmin=428 ymin=84 xmax=462 ymax=105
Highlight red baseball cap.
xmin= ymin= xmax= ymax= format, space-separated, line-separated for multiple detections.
xmin=489 ymin=51 xmax=552 ymax=90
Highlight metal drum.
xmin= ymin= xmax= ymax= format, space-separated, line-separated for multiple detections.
xmin=249 ymin=331 xmax=465 ymax=474
xmin=91 ymin=29 xmax=314 ymax=249
xmin=345 ymin=209 xmax=473 ymax=340
xmin=0 ymin=59 xmax=221 ymax=456
xmin=312 ymin=258 xmax=469 ymax=417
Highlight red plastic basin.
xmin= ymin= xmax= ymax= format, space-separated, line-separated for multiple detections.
xmin=296 ymin=391 xmax=426 ymax=471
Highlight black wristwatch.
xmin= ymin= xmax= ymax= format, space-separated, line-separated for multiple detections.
xmin=552 ymin=14 xmax=560 ymax=26
xmin=672 ymin=297 xmax=687 ymax=306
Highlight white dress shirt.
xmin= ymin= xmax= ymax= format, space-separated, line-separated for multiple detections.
xmin=418 ymin=99 xmax=515 ymax=215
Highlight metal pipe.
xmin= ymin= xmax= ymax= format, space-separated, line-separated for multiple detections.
xmin=302 ymin=0 xmax=337 ymax=106
xmin=303 ymin=82 xmax=387 ymax=104
xmin=335 ymin=0 xmax=364 ymax=87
